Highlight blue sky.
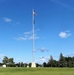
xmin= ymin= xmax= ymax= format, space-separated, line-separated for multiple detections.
xmin=0 ymin=0 xmax=74 ymax=63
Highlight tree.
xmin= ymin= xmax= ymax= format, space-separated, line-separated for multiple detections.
xmin=9 ymin=58 xmax=14 ymax=64
xmin=2 ymin=56 xmax=15 ymax=67
xmin=59 ymin=53 xmax=66 ymax=67
xmin=66 ymin=57 xmax=72 ymax=67
xmin=0 ymin=63 xmax=3 ymax=67
xmin=2 ymin=56 xmax=9 ymax=64
xmin=24 ymin=63 xmax=28 ymax=67
xmin=36 ymin=63 xmax=41 ymax=67
xmin=29 ymin=63 xmax=31 ymax=67
xmin=8 ymin=58 xmax=15 ymax=67
xmin=72 ymin=57 xmax=74 ymax=67
xmin=48 ymin=55 xmax=54 ymax=67
xmin=20 ymin=62 xmax=24 ymax=67
xmin=43 ymin=62 xmax=47 ymax=67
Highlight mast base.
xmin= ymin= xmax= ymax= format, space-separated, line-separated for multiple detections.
xmin=31 ymin=62 xmax=36 ymax=67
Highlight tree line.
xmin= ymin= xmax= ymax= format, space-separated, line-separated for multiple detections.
xmin=0 ymin=53 xmax=74 ymax=67
xmin=43 ymin=53 xmax=74 ymax=67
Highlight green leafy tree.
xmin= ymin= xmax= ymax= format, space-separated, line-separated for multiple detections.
xmin=9 ymin=58 xmax=14 ymax=64
xmin=2 ymin=56 xmax=9 ymax=64
xmin=48 ymin=55 xmax=54 ymax=67
xmin=2 ymin=56 xmax=15 ymax=67
xmin=59 ymin=53 xmax=66 ymax=67
xmin=67 ymin=57 xmax=72 ymax=67
xmin=43 ymin=62 xmax=47 ymax=67
xmin=8 ymin=58 xmax=15 ymax=67
xmin=72 ymin=57 xmax=74 ymax=67
xmin=20 ymin=62 xmax=24 ymax=67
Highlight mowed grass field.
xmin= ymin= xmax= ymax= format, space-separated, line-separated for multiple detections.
xmin=0 ymin=68 xmax=74 ymax=75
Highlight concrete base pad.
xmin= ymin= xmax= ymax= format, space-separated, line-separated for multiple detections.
xmin=31 ymin=62 xmax=36 ymax=67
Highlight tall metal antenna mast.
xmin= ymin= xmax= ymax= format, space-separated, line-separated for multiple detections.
xmin=31 ymin=9 xmax=36 ymax=67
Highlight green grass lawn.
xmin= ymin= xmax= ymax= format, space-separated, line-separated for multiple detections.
xmin=0 ymin=67 xmax=74 ymax=75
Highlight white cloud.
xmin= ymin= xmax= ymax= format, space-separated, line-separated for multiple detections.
xmin=39 ymin=56 xmax=49 ymax=63
xmin=28 ymin=36 xmax=33 ymax=40
xmin=15 ymin=37 xmax=27 ymax=41
xmin=3 ymin=18 xmax=12 ymax=23
xmin=40 ymin=58 xmax=46 ymax=61
xmin=28 ymin=35 xmax=39 ymax=40
xmin=37 ymin=47 xmax=49 ymax=52
xmin=23 ymin=31 xmax=39 ymax=40
xmin=35 ymin=56 xmax=50 ymax=64
xmin=15 ymin=35 xmax=39 ymax=41
xmin=15 ymin=30 xmax=40 ymax=41
xmin=24 ymin=32 xmax=31 ymax=35
xmin=39 ymin=56 xmax=46 ymax=63
xmin=59 ymin=31 xmax=72 ymax=38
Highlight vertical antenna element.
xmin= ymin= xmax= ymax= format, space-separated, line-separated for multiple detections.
xmin=31 ymin=9 xmax=36 ymax=67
